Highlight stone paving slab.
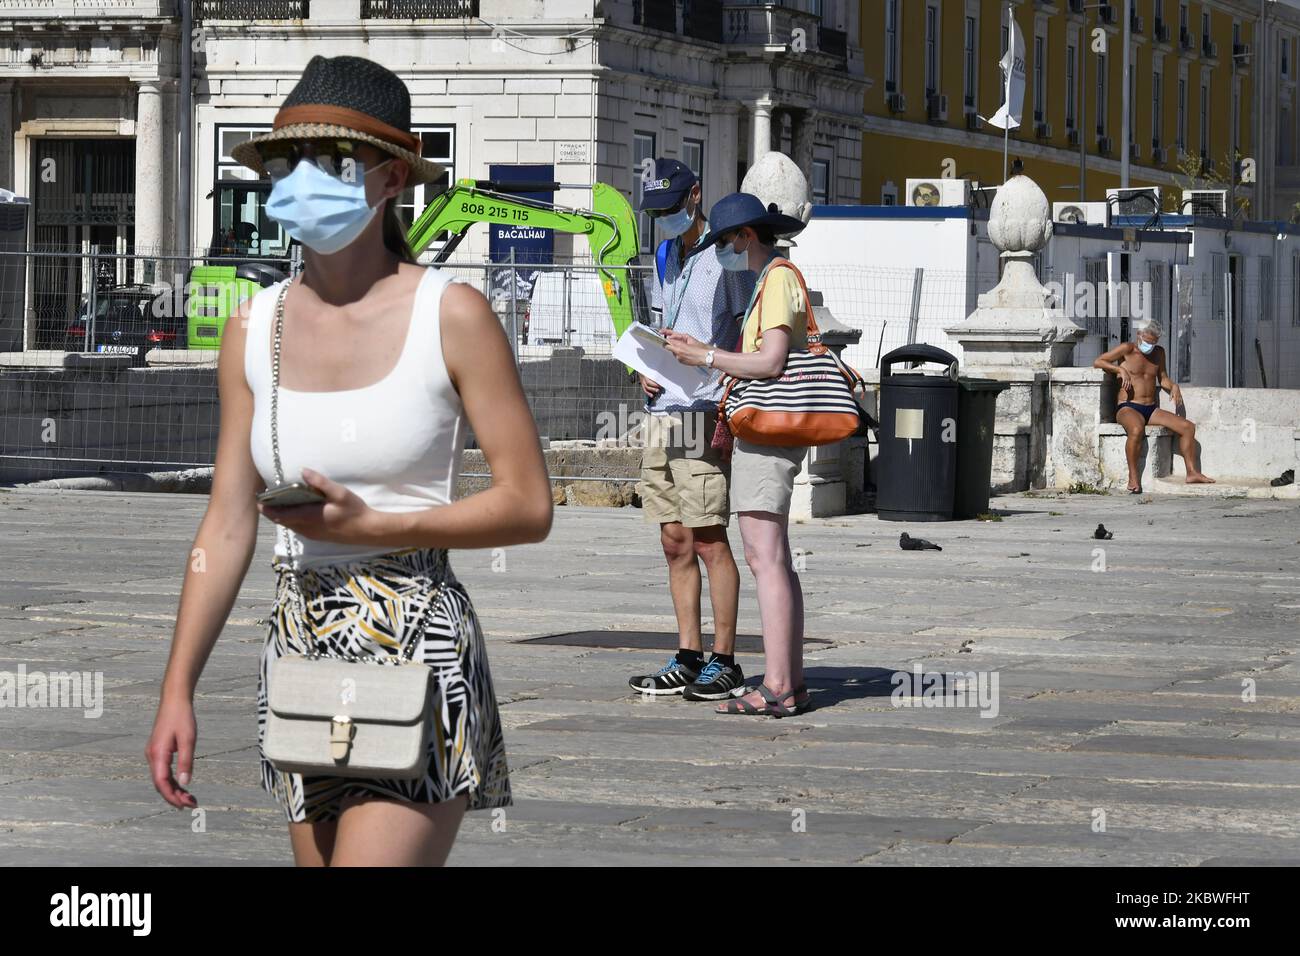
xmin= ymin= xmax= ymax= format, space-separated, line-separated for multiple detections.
xmin=1 ymin=486 xmax=1298 ymax=866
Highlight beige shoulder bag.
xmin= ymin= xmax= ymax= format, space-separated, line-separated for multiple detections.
xmin=261 ymin=279 xmax=442 ymax=779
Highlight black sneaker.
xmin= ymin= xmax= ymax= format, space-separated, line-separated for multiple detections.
xmin=682 ymin=657 xmax=746 ymax=701
xmin=628 ymin=656 xmax=700 ymax=695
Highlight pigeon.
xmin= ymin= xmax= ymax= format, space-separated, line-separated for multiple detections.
xmin=900 ymin=532 xmax=942 ymax=551
xmin=1094 ymin=523 xmax=1113 ymax=540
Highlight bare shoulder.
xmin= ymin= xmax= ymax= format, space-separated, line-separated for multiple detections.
xmin=218 ymin=293 xmax=256 ymax=378
xmin=438 ymin=276 xmax=495 ymax=328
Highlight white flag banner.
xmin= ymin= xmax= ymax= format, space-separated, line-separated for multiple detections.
xmin=983 ymin=9 xmax=1026 ymax=131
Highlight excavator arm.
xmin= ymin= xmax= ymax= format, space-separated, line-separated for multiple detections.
xmin=405 ymin=178 xmax=642 ymax=339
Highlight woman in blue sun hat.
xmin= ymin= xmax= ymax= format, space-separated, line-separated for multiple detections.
xmin=663 ymin=192 xmax=814 ymax=719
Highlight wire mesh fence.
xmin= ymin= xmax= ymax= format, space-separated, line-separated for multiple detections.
xmin=3 ymin=245 xmax=1300 ymax=484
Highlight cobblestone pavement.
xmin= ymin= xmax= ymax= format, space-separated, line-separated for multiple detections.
xmin=1 ymin=487 xmax=1297 ymax=865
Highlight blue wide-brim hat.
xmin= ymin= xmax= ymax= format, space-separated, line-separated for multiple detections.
xmin=685 ymin=192 xmax=808 ymax=258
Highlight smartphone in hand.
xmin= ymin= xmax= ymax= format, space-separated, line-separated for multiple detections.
xmin=256 ymin=482 xmax=325 ymax=507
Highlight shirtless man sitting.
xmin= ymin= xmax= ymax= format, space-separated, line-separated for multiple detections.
xmin=1093 ymin=320 xmax=1215 ymax=493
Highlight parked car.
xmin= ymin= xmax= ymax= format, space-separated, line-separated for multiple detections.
xmin=63 ymin=284 xmax=187 ymax=361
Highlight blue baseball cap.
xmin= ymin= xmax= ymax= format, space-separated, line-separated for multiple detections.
xmin=637 ymin=158 xmax=698 ymax=212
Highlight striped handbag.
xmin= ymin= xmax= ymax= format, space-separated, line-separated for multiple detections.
xmin=719 ymin=261 xmax=867 ymax=447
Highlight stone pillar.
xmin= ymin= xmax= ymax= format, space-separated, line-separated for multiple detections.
xmin=133 ymin=80 xmax=165 ymax=280
xmin=944 ymin=174 xmax=1088 ymax=491
xmin=0 ymin=81 xmax=14 ymax=193
xmin=749 ymin=97 xmax=774 ymax=168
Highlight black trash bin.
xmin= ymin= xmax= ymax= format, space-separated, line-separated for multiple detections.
xmin=875 ymin=344 xmax=960 ymax=521
xmin=953 ymin=378 xmax=1010 ymax=519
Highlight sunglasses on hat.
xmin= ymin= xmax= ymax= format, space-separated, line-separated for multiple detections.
xmin=256 ymin=138 xmax=390 ymax=182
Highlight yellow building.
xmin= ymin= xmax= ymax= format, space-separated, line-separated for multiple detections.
xmin=860 ymin=0 xmax=1265 ymax=215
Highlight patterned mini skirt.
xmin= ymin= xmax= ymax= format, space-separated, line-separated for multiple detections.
xmin=258 ymin=546 xmax=512 ymax=824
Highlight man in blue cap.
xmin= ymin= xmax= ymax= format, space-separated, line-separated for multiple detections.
xmin=628 ymin=158 xmax=756 ymax=701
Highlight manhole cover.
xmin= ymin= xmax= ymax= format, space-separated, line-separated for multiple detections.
xmin=517 ymin=630 xmax=831 ymax=652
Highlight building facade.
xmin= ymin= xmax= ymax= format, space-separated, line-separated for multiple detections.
xmin=0 ymin=0 xmax=867 ymax=280
xmin=860 ymin=0 xmax=1300 ymax=220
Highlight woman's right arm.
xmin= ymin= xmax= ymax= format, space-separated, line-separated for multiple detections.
xmin=146 ymin=296 xmax=265 ymax=809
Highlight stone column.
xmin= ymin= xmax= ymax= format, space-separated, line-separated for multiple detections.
xmin=749 ymin=97 xmax=774 ymax=168
xmin=0 ymin=81 xmax=14 ymax=194
xmin=133 ymin=80 xmax=165 ymax=280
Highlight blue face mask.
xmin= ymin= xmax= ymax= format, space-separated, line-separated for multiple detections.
xmin=715 ymin=236 xmax=750 ymax=271
xmin=265 ymin=155 xmax=392 ymax=254
xmin=656 ymin=199 xmax=695 ymax=239
xmin=1138 ymin=339 xmax=1156 ymax=355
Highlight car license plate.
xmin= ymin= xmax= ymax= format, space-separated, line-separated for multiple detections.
xmin=95 ymin=344 xmax=138 ymax=354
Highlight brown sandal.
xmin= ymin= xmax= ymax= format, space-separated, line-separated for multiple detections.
xmin=715 ymin=683 xmax=810 ymax=718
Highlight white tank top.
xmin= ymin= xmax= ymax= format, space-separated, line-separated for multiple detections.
xmin=245 ymin=266 xmax=465 ymax=569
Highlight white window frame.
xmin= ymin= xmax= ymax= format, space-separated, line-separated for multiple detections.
xmin=399 ymin=125 xmax=456 ymax=258
xmin=633 ymin=130 xmax=657 ymax=255
xmin=681 ymin=138 xmax=704 ymax=182
xmin=812 ymin=159 xmax=832 ymax=205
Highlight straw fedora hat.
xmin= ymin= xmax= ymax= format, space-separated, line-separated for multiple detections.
xmin=231 ymin=55 xmax=446 ymax=186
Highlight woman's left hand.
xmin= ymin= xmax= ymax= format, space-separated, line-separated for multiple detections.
xmin=664 ymin=330 xmax=710 ymax=367
xmin=257 ymin=467 xmax=391 ymax=545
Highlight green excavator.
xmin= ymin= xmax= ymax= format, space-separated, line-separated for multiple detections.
xmin=186 ymin=177 xmax=644 ymax=348
xmin=405 ymin=177 xmax=642 ymax=341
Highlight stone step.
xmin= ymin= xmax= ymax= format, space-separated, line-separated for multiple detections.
xmin=1148 ymin=476 xmax=1300 ymax=498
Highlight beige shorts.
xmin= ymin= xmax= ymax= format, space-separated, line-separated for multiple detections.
xmin=729 ymin=437 xmax=807 ymax=515
xmin=638 ymin=409 xmax=731 ymax=528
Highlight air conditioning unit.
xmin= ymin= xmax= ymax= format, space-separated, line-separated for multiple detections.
xmin=1130 ymin=13 xmax=1143 ymax=34
xmin=1098 ymin=136 xmax=1114 ymax=155
xmin=1068 ymin=0 xmax=1084 ymax=13
xmin=1183 ymin=188 xmax=1228 ymax=215
xmin=1129 ymin=142 xmax=1141 ymax=161
xmin=1107 ymin=186 xmax=1162 ymax=217
xmin=887 ymin=92 xmax=907 ymax=114
xmin=1068 ymin=127 xmax=1082 ymax=146
xmin=1234 ymin=43 xmax=1252 ymax=59
xmin=965 ymin=111 xmax=981 ymax=131
xmin=1053 ymin=201 xmax=1110 ymax=226
xmin=1151 ymin=146 xmax=1167 ymax=164
xmin=1203 ymin=37 xmax=1218 ymax=58
xmin=1035 ymin=121 xmax=1052 ymax=139
xmin=1200 ymin=153 xmax=1215 ymax=174
xmin=1098 ymin=3 xmax=1116 ymax=25
xmin=927 ymin=94 xmax=949 ymax=122
xmin=1154 ymin=20 xmax=1171 ymax=43
xmin=905 ymin=178 xmax=972 ymax=208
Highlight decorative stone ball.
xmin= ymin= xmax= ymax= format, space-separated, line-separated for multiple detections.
xmin=741 ymin=152 xmax=813 ymax=228
xmin=987 ymin=174 xmax=1053 ymax=254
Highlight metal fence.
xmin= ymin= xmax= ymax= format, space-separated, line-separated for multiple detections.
xmin=3 ymin=245 xmax=1299 ymax=484
xmin=0 ymin=246 xmax=654 ymax=483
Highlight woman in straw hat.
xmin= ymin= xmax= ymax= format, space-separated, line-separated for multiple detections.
xmin=145 ymin=55 xmax=552 ymax=865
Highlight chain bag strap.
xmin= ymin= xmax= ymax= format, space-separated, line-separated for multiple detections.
xmin=263 ymin=280 xmax=441 ymax=778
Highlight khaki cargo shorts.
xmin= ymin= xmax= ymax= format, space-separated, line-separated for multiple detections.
xmin=638 ymin=409 xmax=731 ymax=528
